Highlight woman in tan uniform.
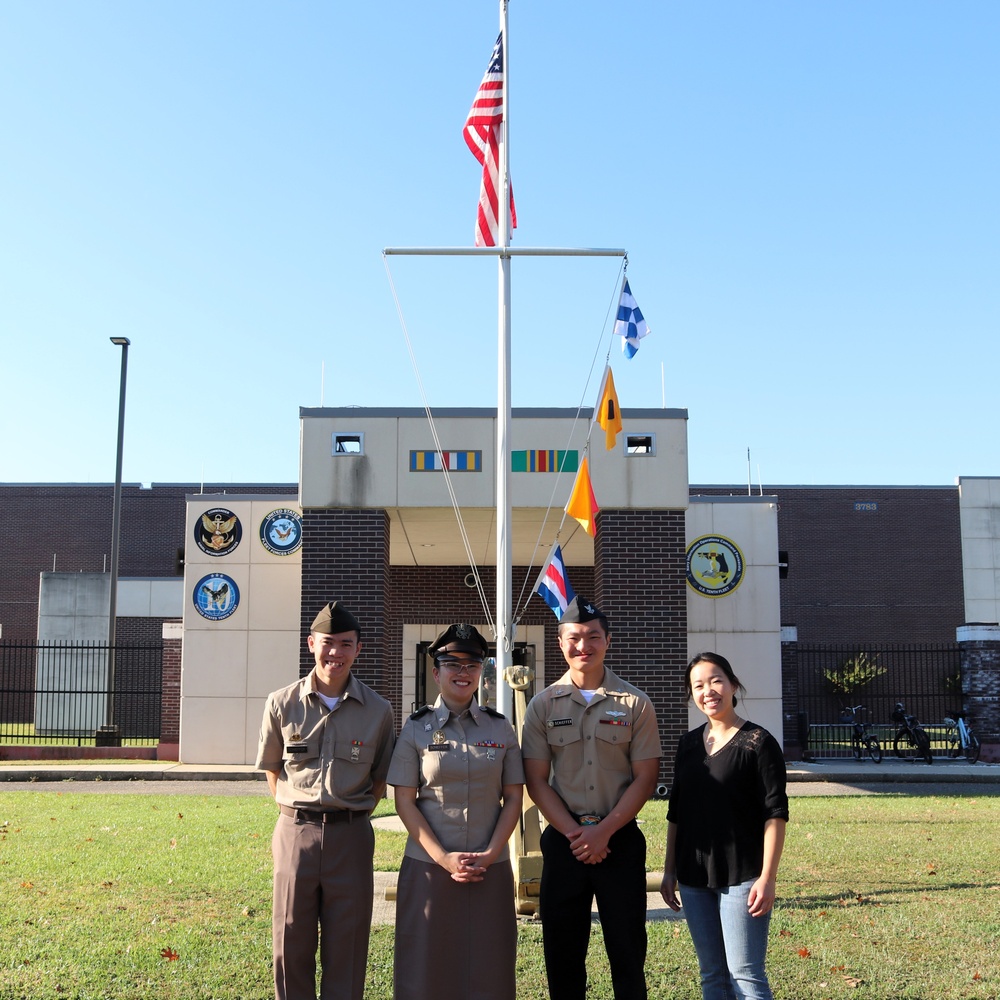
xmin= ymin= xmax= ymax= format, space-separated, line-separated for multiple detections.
xmin=387 ymin=623 xmax=524 ymax=1000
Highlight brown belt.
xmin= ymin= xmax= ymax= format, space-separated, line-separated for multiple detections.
xmin=279 ymin=804 xmax=359 ymax=824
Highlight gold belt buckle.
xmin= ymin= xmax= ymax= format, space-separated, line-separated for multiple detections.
xmin=578 ymin=814 xmax=602 ymax=826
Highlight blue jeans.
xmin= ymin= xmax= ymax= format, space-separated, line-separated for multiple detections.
xmin=679 ymin=879 xmax=773 ymax=1000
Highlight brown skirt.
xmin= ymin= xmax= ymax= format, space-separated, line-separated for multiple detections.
xmin=393 ymin=856 xmax=517 ymax=1000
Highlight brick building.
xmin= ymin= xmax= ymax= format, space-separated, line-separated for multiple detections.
xmin=692 ymin=485 xmax=965 ymax=646
xmin=0 ymin=481 xmax=295 ymax=642
xmin=3 ymin=464 xmax=996 ymax=762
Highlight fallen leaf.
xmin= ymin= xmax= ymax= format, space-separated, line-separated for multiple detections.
xmin=829 ymin=965 xmax=845 ymax=972
xmin=161 ymin=947 xmax=179 ymax=961
xmin=798 ymin=947 xmax=811 ymax=958
xmin=843 ymin=976 xmax=862 ymax=988
xmin=779 ymin=929 xmax=792 ymax=938
xmin=973 ymin=972 xmax=982 ymax=982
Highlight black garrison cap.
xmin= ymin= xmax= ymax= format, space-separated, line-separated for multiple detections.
xmin=560 ymin=596 xmax=609 ymax=629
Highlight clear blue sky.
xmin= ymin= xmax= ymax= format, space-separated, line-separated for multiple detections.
xmin=2 ymin=1 xmax=997 ymax=488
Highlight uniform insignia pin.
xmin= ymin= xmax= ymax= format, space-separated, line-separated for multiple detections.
xmin=432 ymin=730 xmax=447 ymax=744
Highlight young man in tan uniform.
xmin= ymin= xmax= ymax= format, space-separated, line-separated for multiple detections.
xmin=521 ymin=596 xmax=661 ymax=1000
xmin=256 ymin=601 xmax=395 ymax=1000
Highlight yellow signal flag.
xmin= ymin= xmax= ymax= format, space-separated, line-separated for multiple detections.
xmin=595 ymin=364 xmax=623 ymax=450
xmin=565 ymin=456 xmax=600 ymax=537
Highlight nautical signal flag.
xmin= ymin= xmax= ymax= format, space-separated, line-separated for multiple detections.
xmin=534 ymin=544 xmax=577 ymax=619
xmin=594 ymin=364 xmax=623 ymax=450
xmin=565 ymin=457 xmax=599 ymax=537
xmin=614 ymin=279 xmax=649 ymax=359
xmin=464 ymin=34 xmax=517 ymax=247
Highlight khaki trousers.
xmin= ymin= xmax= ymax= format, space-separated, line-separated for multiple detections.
xmin=271 ymin=811 xmax=374 ymax=1000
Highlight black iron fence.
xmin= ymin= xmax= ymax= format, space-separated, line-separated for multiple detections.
xmin=0 ymin=640 xmax=161 ymax=746
xmin=795 ymin=643 xmax=963 ymax=759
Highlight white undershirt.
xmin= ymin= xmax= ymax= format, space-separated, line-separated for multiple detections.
xmin=579 ymin=689 xmax=598 ymax=704
xmin=316 ymin=693 xmax=340 ymax=711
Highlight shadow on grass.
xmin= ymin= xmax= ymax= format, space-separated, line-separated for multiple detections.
xmin=783 ymin=880 xmax=991 ymax=911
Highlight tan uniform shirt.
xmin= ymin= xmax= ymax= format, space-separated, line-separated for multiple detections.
xmin=256 ymin=670 xmax=395 ymax=812
xmin=520 ymin=665 xmax=661 ymax=818
xmin=387 ymin=697 xmax=524 ymax=864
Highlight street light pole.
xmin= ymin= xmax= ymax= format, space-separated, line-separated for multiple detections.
xmin=100 ymin=336 xmax=130 ymax=746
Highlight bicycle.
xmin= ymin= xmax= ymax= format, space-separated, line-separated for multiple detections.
xmin=842 ymin=705 xmax=882 ymax=763
xmin=943 ymin=710 xmax=981 ymax=763
xmin=891 ymin=702 xmax=933 ymax=764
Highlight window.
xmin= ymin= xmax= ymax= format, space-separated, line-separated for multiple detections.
xmin=332 ymin=433 xmax=364 ymax=455
xmin=625 ymin=433 xmax=655 ymax=456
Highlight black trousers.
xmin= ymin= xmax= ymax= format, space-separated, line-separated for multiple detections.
xmin=538 ymin=820 xmax=648 ymax=1000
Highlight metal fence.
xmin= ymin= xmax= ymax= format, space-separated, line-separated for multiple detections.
xmin=795 ymin=643 xmax=963 ymax=759
xmin=0 ymin=640 xmax=161 ymax=746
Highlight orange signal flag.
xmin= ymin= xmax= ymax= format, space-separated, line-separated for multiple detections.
xmin=595 ymin=364 xmax=623 ymax=450
xmin=565 ymin=456 xmax=599 ymax=537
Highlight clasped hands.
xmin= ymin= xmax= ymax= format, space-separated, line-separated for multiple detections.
xmin=567 ymin=824 xmax=611 ymax=865
xmin=439 ymin=850 xmax=496 ymax=883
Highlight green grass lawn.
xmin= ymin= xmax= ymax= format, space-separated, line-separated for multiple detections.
xmin=0 ymin=789 xmax=997 ymax=998
xmin=0 ymin=724 xmax=156 ymax=748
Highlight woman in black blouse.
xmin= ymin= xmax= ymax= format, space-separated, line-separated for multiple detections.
xmin=660 ymin=652 xmax=788 ymax=1000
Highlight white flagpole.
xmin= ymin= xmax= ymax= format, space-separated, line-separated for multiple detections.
xmin=381 ymin=3 xmax=626 ymax=713
xmin=495 ymin=0 xmax=514 ymax=720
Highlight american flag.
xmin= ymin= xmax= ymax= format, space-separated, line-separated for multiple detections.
xmin=463 ymin=34 xmax=517 ymax=247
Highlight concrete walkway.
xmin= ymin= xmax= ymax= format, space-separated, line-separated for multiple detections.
xmin=1 ymin=756 xmax=996 ymax=785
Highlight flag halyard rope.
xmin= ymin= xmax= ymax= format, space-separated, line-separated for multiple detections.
xmin=382 ymin=252 xmax=497 ymax=638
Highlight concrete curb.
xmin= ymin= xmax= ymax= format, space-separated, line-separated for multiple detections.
xmin=0 ymin=763 xmax=267 ymax=782
xmin=2 ymin=759 xmax=998 ymax=784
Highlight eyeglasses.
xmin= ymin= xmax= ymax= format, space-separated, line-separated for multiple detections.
xmin=436 ymin=658 xmax=484 ymax=673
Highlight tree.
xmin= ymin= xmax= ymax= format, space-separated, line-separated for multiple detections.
xmin=823 ymin=652 xmax=886 ymax=705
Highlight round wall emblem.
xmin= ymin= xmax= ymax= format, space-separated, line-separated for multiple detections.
xmin=195 ymin=507 xmax=242 ymax=556
xmin=259 ymin=508 xmax=302 ymax=556
xmin=686 ymin=534 xmax=746 ymax=598
xmin=193 ymin=572 xmax=240 ymax=621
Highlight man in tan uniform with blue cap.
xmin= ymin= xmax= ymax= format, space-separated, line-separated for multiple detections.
xmin=256 ymin=601 xmax=395 ymax=1000
xmin=522 ymin=596 xmax=661 ymax=1000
